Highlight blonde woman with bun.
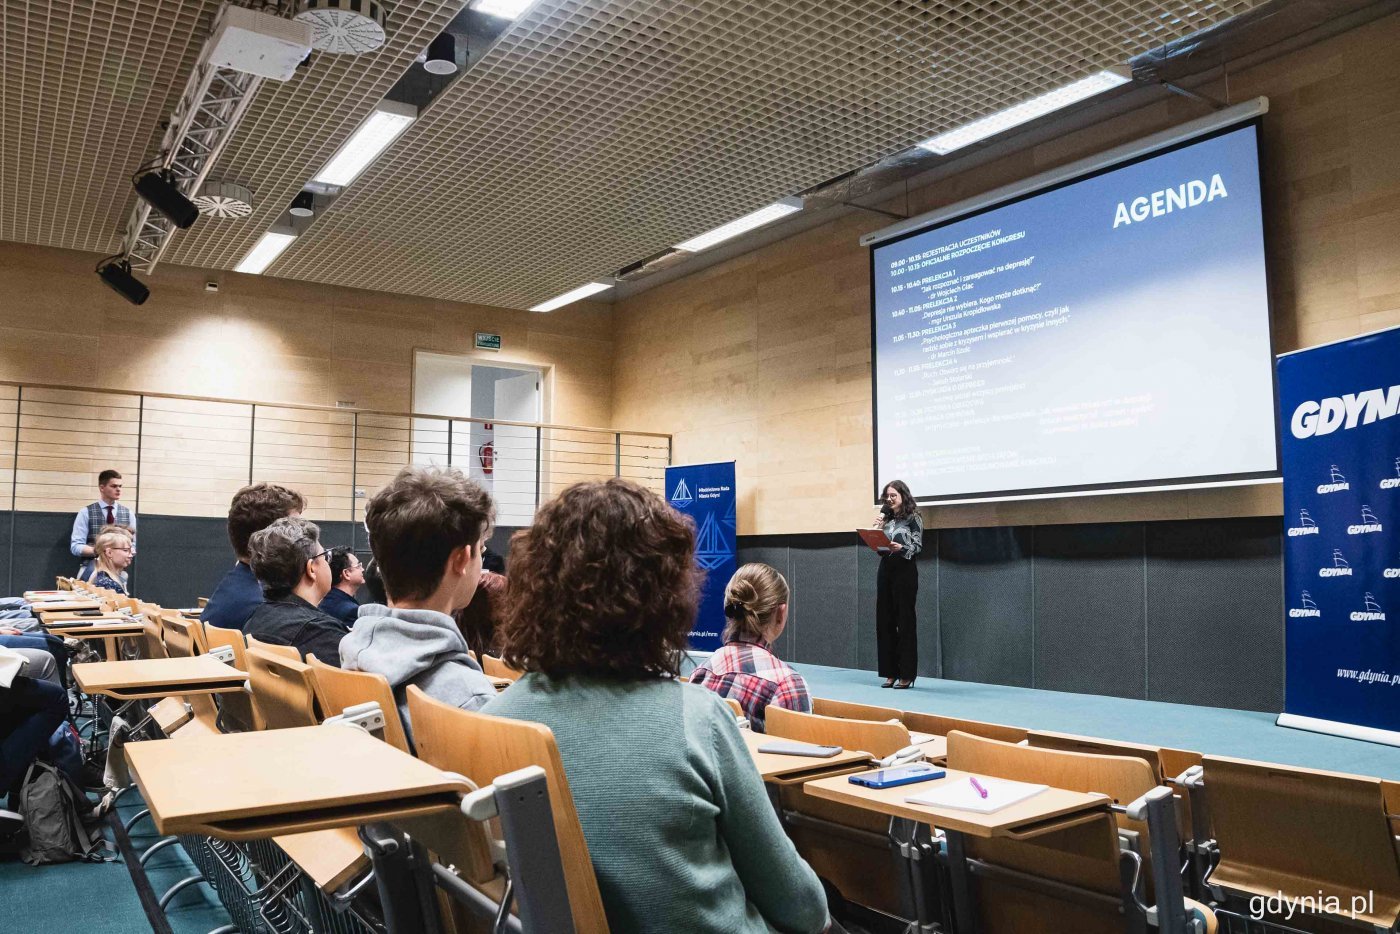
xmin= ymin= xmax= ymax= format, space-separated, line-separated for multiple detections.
xmin=90 ymin=525 xmax=134 ymax=595
xmin=690 ymin=562 xmax=812 ymax=731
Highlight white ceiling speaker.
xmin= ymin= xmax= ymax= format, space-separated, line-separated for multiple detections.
xmin=192 ymin=181 xmax=254 ymax=219
xmin=295 ymin=0 xmax=389 ymax=55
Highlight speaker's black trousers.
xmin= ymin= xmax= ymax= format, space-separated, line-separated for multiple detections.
xmin=876 ymin=554 xmax=918 ymax=681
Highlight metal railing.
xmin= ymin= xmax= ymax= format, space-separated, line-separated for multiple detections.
xmin=0 ymin=380 xmax=671 ymax=543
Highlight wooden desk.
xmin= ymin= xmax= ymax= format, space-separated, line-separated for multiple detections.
xmin=125 ymin=726 xmax=471 ymax=840
xmin=42 ymin=613 xmax=127 ymax=627
xmin=35 ymin=600 xmax=104 ymax=614
xmin=804 ymin=767 xmax=1108 ymax=840
xmin=74 ymin=656 xmax=249 ymax=701
xmin=741 ymin=730 xmax=872 ymax=783
xmin=806 ymin=768 xmax=1110 ymax=933
xmin=44 ymin=621 xmax=147 ymax=640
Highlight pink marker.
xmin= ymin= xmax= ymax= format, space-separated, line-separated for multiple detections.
xmin=969 ymin=776 xmax=989 ymax=799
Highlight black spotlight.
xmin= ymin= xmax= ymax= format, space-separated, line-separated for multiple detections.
xmin=424 ymin=32 xmax=457 ymax=75
xmin=289 ymin=190 xmax=315 ymax=218
xmin=134 ymin=169 xmax=199 ymax=229
xmin=97 ymin=258 xmax=150 ymax=306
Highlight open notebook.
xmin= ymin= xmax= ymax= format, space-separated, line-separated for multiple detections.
xmin=905 ymin=776 xmax=1048 ymax=814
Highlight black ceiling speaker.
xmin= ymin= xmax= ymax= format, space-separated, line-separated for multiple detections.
xmin=134 ymin=169 xmax=199 ymax=229
xmin=97 ymin=259 xmax=150 ymax=306
xmin=424 ymin=32 xmax=457 ymax=75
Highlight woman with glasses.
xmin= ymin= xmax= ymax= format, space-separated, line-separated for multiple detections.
xmin=90 ymin=525 xmax=134 ymax=594
xmin=243 ymin=517 xmax=350 ymax=666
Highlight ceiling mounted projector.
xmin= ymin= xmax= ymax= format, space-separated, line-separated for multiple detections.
xmin=193 ymin=180 xmax=254 ymax=219
xmin=296 ymin=0 xmax=389 ymax=55
xmin=208 ymin=4 xmax=314 ymax=81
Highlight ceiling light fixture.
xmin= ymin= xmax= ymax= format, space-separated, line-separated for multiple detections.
xmin=312 ymin=99 xmax=417 ymax=188
xmin=917 ymin=67 xmax=1133 ymax=155
xmin=424 ymin=33 xmax=457 ymax=75
xmin=473 ymin=0 xmax=535 ymax=19
xmin=528 ymin=281 xmax=612 ymax=313
xmin=674 ymin=198 xmax=802 ymax=253
xmin=235 ymin=230 xmax=297 ymax=275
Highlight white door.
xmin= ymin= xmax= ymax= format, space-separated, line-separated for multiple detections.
xmin=491 ymin=372 xmax=540 ymax=525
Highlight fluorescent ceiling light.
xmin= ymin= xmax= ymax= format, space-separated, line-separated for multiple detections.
xmin=529 ymin=281 xmax=612 ymax=313
xmin=312 ymin=100 xmax=417 ymax=188
xmin=674 ymin=198 xmax=802 ymax=253
xmin=918 ymin=68 xmax=1132 ymax=155
xmin=234 ymin=231 xmax=297 ymax=275
xmin=473 ymin=0 xmax=535 ymax=19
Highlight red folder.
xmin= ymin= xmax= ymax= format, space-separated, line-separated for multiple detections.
xmin=857 ymin=528 xmax=894 ymax=554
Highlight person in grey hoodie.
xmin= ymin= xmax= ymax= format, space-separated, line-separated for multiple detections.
xmin=339 ymin=466 xmax=498 ymax=740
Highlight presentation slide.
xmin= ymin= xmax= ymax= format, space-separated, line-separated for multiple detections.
xmin=872 ymin=122 xmax=1278 ymax=502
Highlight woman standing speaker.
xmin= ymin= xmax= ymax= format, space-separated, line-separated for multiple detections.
xmin=873 ymin=479 xmax=922 ymax=689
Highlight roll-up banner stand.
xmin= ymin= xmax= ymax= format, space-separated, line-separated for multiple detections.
xmin=665 ymin=462 xmax=737 ymax=653
xmin=1277 ymin=325 xmax=1400 ymax=746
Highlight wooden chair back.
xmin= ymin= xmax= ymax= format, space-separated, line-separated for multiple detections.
xmin=246 ymin=647 xmax=323 ymax=730
xmin=480 ymin=654 xmax=523 ymax=681
xmin=58 ymin=577 xmax=73 ymax=590
xmin=136 ymin=603 xmax=169 ymax=660
xmin=247 ymin=634 xmax=300 ymax=660
xmin=306 ymin=655 xmax=412 ymax=755
xmin=811 ymin=697 xmax=902 ymax=722
xmin=407 ymin=686 xmax=609 ymax=931
xmin=1204 ymin=756 xmax=1400 ymax=930
xmin=202 ymin=622 xmax=260 ymax=732
xmin=1028 ymin=730 xmax=1167 ymax=779
xmin=765 ymin=706 xmax=911 ymax=758
xmin=949 ymin=730 xmax=1159 ymax=842
xmin=161 ymin=613 xmax=208 ymax=658
xmin=902 ymin=710 xmax=1028 ymax=745
xmin=766 ymin=711 xmax=911 ymax=915
xmin=947 ymin=731 xmax=1154 ymax=932
xmin=723 ymin=697 xmax=744 ymax=719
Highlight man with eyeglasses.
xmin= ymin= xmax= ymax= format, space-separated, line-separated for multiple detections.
xmin=319 ymin=547 xmax=365 ymax=627
xmin=243 ymin=517 xmax=351 ymax=666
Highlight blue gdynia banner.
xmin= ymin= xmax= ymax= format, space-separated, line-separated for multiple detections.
xmin=1277 ymin=325 xmax=1400 ymax=747
xmin=665 ymin=462 xmax=736 ymax=653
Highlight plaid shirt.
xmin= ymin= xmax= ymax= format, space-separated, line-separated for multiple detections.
xmin=690 ymin=639 xmax=811 ymax=731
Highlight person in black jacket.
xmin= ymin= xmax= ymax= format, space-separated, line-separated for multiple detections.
xmin=318 ymin=547 xmax=363 ymax=627
xmin=244 ymin=517 xmax=349 ymax=666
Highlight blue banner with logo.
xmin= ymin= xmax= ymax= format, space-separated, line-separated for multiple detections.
xmin=1278 ymin=325 xmax=1400 ymax=745
xmin=666 ymin=462 xmax=736 ymax=653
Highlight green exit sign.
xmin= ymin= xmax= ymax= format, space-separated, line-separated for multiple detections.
xmin=474 ymin=332 xmax=502 ymax=352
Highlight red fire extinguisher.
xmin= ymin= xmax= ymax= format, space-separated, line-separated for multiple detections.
xmin=479 ymin=422 xmax=495 ymax=475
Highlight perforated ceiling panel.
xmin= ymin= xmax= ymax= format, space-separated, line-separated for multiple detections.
xmin=0 ymin=0 xmax=464 ymax=261
xmin=269 ymin=0 xmax=1265 ymax=309
xmin=2 ymin=1 xmax=1263 ymax=308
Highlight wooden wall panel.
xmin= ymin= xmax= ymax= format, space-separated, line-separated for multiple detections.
xmin=612 ymin=12 xmax=1400 ymax=535
xmin=0 ymin=241 xmax=616 ymax=518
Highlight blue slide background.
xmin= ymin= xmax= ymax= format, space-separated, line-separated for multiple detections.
xmin=872 ymin=124 xmax=1276 ymax=500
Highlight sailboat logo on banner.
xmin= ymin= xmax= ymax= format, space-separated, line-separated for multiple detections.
xmin=694 ymin=512 xmax=730 ymax=570
xmin=670 ymin=478 xmax=693 ymax=508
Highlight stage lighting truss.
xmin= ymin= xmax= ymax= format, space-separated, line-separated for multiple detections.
xmin=119 ymin=48 xmax=265 ymax=273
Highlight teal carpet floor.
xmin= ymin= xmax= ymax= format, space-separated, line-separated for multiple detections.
xmin=800 ymin=662 xmax=1400 ymax=779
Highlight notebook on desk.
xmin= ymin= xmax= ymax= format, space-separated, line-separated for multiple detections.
xmin=905 ymin=776 xmax=1047 ymax=813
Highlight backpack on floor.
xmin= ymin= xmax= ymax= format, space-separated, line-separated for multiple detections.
xmin=16 ymin=759 xmax=106 ymax=865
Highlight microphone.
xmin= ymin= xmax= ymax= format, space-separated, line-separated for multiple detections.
xmin=879 ymin=502 xmax=893 ymax=521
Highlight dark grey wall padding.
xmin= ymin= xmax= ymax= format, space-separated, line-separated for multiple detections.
xmin=938 ymin=527 xmax=1035 ymax=688
xmin=1032 ymin=523 xmax=1148 ymax=700
xmin=788 ymin=534 xmax=859 ymax=669
xmin=1145 ymin=518 xmax=1283 ymax=712
xmin=9 ymin=512 xmax=78 ymax=597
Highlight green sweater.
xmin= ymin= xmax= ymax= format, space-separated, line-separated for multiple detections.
xmin=482 ymin=674 xmax=829 ymax=934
